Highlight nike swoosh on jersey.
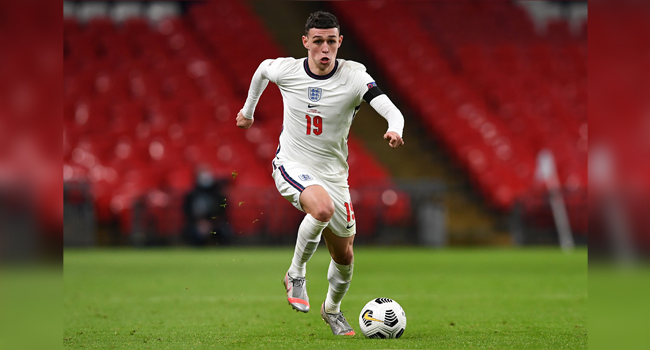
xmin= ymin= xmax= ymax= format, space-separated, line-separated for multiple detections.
xmin=346 ymin=222 xmax=355 ymax=229
xmin=307 ymin=104 xmax=319 ymax=108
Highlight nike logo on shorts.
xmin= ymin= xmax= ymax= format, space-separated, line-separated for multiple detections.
xmin=346 ymin=222 xmax=355 ymax=229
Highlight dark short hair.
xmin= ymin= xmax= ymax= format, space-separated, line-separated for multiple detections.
xmin=304 ymin=11 xmax=340 ymax=36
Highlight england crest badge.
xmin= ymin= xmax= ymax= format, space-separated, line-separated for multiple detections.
xmin=308 ymin=87 xmax=322 ymax=102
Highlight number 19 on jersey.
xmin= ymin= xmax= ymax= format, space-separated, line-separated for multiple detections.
xmin=305 ymin=115 xmax=322 ymax=135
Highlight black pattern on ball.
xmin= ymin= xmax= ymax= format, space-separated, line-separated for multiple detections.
xmin=384 ymin=309 xmax=398 ymax=327
xmin=361 ymin=310 xmax=373 ymax=327
xmin=369 ymin=332 xmax=386 ymax=339
xmin=374 ymin=297 xmax=393 ymax=304
xmin=395 ymin=328 xmax=405 ymax=338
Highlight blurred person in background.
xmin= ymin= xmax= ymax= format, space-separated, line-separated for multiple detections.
xmin=182 ymin=168 xmax=232 ymax=246
xmin=235 ymin=11 xmax=404 ymax=336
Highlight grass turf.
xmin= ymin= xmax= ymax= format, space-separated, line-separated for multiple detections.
xmin=63 ymin=247 xmax=587 ymax=349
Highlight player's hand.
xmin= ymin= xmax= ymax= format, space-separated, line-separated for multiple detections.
xmin=236 ymin=109 xmax=254 ymax=129
xmin=384 ymin=131 xmax=404 ymax=149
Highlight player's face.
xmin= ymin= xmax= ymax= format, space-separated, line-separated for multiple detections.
xmin=302 ymin=28 xmax=343 ymax=72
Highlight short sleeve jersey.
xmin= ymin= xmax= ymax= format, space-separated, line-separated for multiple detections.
xmin=264 ymin=57 xmax=380 ymax=177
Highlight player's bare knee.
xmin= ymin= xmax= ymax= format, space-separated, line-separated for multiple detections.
xmin=323 ymin=200 xmax=335 ymax=220
xmin=312 ymin=201 xmax=334 ymax=222
xmin=343 ymin=249 xmax=354 ymax=266
xmin=334 ymin=248 xmax=354 ymax=266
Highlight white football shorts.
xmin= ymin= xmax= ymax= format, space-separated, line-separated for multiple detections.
xmin=271 ymin=159 xmax=356 ymax=237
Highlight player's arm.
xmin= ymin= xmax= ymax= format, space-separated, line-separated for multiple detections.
xmin=363 ymin=83 xmax=405 ymax=149
xmin=237 ymin=59 xmax=275 ymax=129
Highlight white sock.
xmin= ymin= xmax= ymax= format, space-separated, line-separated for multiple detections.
xmin=287 ymin=214 xmax=328 ymax=278
xmin=325 ymin=259 xmax=354 ymax=314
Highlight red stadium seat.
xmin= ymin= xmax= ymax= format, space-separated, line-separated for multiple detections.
xmin=330 ymin=0 xmax=586 ymax=215
xmin=63 ymin=1 xmax=427 ymax=239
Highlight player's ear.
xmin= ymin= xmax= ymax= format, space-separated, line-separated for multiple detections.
xmin=338 ymin=35 xmax=343 ymax=47
xmin=302 ymin=35 xmax=308 ymax=49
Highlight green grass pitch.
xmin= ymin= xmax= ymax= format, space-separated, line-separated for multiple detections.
xmin=64 ymin=247 xmax=587 ymax=349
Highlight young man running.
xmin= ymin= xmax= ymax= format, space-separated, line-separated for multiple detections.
xmin=236 ymin=11 xmax=404 ymax=335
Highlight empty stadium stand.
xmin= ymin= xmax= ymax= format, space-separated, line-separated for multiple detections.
xmin=63 ymin=1 xmax=411 ymax=243
xmin=329 ymin=1 xmax=587 ymax=235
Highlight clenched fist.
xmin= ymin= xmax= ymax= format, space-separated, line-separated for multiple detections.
xmin=236 ymin=109 xmax=254 ymax=129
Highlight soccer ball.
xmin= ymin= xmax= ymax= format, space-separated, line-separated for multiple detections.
xmin=358 ymin=298 xmax=407 ymax=339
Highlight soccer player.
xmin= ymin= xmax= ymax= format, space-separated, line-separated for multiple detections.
xmin=236 ymin=11 xmax=404 ymax=335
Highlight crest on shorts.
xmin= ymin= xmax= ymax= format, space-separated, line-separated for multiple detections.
xmin=308 ymin=87 xmax=322 ymax=102
xmin=298 ymin=174 xmax=313 ymax=181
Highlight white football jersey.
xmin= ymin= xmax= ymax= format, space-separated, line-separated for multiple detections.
xmin=263 ymin=57 xmax=379 ymax=177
